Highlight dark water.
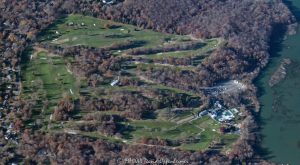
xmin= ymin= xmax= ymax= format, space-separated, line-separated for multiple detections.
xmin=258 ymin=0 xmax=300 ymax=164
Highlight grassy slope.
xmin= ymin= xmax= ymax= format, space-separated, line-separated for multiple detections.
xmin=40 ymin=14 xmax=183 ymax=48
xmin=123 ymin=116 xmax=238 ymax=151
xmin=40 ymin=14 xmax=221 ymax=60
xmin=21 ymin=14 xmax=237 ymax=152
xmin=21 ymin=51 xmax=80 ymax=118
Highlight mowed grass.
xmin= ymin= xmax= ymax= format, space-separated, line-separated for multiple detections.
xmin=122 ymin=116 xmax=238 ymax=151
xmin=21 ymin=51 xmax=80 ymax=117
xmin=21 ymin=14 xmax=238 ymax=152
xmin=40 ymin=14 xmax=221 ymax=62
xmin=137 ymin=38 xmax=220 ymax=60
xmin=179 ymin=118 xmax=239 ymax=151
xmin=40 ymin=14 xmax=187 ymax=49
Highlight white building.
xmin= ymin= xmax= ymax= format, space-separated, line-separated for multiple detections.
xmin=218 ymin=110 xmax=235 ymax=122
xmin=110 ymin=80 xmax=119 ymax=86
xmin=230 ymin=108 xmax=239 ymax=114
xmin=110 ymin=76 xmax=120 ymax=86
xmin=102 ymin=0 xmax=116 ymax=5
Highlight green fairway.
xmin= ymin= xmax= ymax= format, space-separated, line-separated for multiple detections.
xmin=21 ymin=50 xmax=81 ymax=117
xmin=121 ymin=116 xmax=238 ymax=151
xmin=40 ymin=14 xmax=187 ymax=49
xmin=20 ymin=14 xmax=238 ymax=153
xmin=40 ymin=14 xmax=221 ymax=62
xmin=136 ymin=38 xmax=220 ymax=60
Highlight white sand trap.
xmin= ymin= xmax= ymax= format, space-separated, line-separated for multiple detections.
xmin=51 ymin=38 xmax=70 ymax=44
xmin=66 ymin=67 xmax=72 ymax=74
xmin=71 ymin=37 xmax=78 ymax=41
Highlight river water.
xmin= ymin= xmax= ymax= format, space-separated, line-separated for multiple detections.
xmin=258 ymin=0 xmax=300 ymax=164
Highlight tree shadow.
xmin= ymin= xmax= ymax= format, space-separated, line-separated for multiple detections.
xmin=37 ymin=15 xmax=69 ymax=42
xmin=284 ymin=0 xmax=300 ymax=21
xmin=254 ymin=25 xmax=287 ymax=163
xmin=20 ymin=47 xmax=34 ymax=64
xmin=254 ymin=0 xmax=300 ymax=161
xmin=117 ymin=123 xmax=135 ymax=140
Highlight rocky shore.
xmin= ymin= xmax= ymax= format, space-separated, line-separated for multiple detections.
xmin=268 ymin=58 xmax=292 ymax=87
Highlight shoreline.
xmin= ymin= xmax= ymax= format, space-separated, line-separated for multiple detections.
xmin=254 ymin=0 xmax=300 ymax=163
xmin=0 ymin=0 xmax=298 ymax=164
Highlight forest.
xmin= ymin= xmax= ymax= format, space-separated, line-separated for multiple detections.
xmin=0 ymin=0 xmax=296 ymax=164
